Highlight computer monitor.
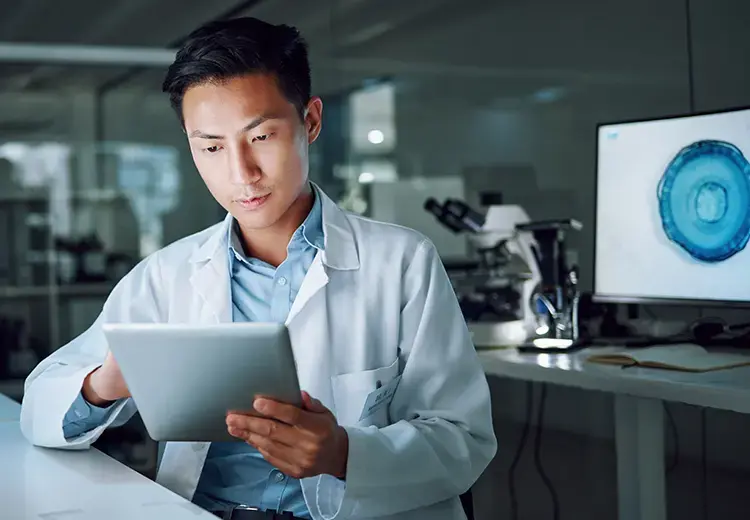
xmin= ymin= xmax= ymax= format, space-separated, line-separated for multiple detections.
xmin=594 ymin=106 xmax=750 ymax=306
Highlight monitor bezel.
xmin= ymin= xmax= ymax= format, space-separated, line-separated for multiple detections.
xmin=591 ymin=104 xmax=750 ymax=308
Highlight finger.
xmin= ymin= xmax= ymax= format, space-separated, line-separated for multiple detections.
xmin=255 ymin=446 xmax=308 ymax=480
xmin=226 ymin=413 xmax=270 ymax=432
xmin=247 ymin=429 xmax=319 ymax=459
xmin=227 ymin=425 xmax=295 ymax=449
xmin=254 ymin=398 xmax=310 ymax=427
xmin=247 ymin=433 xmax=307 ymax=464
xmin=227 ymin=425 xmax=251 ymax=441
xmin=301 ymin=391 xmax=328 ymax=413
xmin=226 ymin=415 xmax=299 ymax=447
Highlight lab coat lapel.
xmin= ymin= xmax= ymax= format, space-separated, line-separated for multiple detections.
xmin=188 ymin=215 xmax=233 ymax=324
xmin=314 ymin=184 xmax=360 ymax=272
xmin=286 ymin=252 xmax=328 ymax=324
xmin=286 ymin=183 xmax=359 ymax=325
xmin=284 ymin=186 xmax=359 ymax=324
xmin=190 ymin=258 xmax=231 ymax=324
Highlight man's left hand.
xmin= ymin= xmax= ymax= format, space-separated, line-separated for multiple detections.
xmin=226 ymin=391 xmax=349 ymax=479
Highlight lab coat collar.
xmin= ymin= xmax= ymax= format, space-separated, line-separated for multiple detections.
xmin=189 ymin=183 xmax=359 ymax=271
xmin=189 ymin=212 xmax=232 ymax=265
xmin=315 ymin=183 xmax=359 ymax=271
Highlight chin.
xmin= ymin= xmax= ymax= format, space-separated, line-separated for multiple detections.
xmin=234 ymin=211 xmax=283 ymax=231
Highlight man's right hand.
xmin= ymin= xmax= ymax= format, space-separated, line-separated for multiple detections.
xmin=82 ymin=351 xmax=131 ymax=407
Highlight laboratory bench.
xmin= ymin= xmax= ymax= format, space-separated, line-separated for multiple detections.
xmin=478 ymin=344 xmax=750 ymax=520
xmin=0 ymin=396 xmax=215 ymax=520
xmin=0 ymin=392 xmax=19 ymax=422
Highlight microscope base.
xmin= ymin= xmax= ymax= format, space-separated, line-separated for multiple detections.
xmin=468 ymin=320 xmax=532 ymax=348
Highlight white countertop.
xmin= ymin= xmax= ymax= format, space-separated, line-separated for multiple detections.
xmin=0 ymin=421 xmax=216 ymax=520
xmin=479 ymin=346 xmax=750 ymax=413
xmin=0 ymin=393 xmax=20 ymax=422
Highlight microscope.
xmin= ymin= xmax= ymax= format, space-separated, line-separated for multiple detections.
xmin=425 ymin=197 xmax=582 ymax=349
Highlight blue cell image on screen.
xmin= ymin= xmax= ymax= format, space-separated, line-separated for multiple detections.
xmin=657 ymin=140 xmax=750 ymax=262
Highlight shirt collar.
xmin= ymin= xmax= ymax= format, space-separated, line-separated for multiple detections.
xmin=228 ymin=186 xmax=325 ymax=263
xmin=295 ymin=187 xmax=325 ymax=251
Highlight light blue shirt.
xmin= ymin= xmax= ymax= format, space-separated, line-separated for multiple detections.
xmin=62 ymin=189 xmax=324 ymax=518
xmin=192 ymin=190 xmax=324 ymax=518
xmin=63 ymin=392 xmax=118 ymax=439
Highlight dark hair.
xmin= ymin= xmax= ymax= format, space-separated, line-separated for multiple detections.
xmin=162 ymin=17 xmax=311 ymax=123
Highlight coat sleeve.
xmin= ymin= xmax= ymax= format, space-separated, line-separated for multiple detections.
xmin=310 ymin=239 xmax=498 ymax=519
xmin=20 ymin=254 xmax=165 ymax=450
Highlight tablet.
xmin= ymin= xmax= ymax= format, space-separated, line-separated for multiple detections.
xmin=102 ymin=322 xmax=301 ymax=443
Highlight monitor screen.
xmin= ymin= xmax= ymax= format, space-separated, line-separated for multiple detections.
xmin=594 ymin=107 xmax=750 ymax=304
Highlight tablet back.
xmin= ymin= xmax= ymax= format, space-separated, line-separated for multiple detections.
xmin=102 ymin=322 xmax=301 ymax=442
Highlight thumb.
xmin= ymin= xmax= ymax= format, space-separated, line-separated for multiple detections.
xmin=301 ymin=391 xmax=328 ymax=413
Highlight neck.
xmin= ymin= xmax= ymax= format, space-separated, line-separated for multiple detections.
xmin=238 ymin=185 xmax=314 ymax=267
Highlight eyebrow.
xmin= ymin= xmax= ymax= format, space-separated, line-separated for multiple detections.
xmin=188 ymin=115 xmax=279 ymax=139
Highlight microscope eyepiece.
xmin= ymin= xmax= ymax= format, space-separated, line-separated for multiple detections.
xmin=424 ymin=197 xmax=485 ymax=233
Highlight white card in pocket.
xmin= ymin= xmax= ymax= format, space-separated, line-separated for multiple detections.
xmin=358 ymin=375 xmax=402 ymax=422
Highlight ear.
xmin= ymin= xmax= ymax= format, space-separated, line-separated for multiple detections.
xmin=304 ymin=97 xmax=323 ymax=144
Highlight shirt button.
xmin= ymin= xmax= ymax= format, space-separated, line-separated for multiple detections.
xmin=274 ymin=471 xmax=286 ymax=483
xmin=277 ymin=277 xmax=287 ymax=286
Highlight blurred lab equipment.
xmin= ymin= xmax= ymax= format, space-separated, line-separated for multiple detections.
xmin=0 ymin=315 xmax=37 ymax=380
xmin=425 ymin=197 xmax=582 ymax=349
xmin=55 ymin=234 xmax=108 ymax=284
xmin=0 ymin=158 xmax=52 ymax=287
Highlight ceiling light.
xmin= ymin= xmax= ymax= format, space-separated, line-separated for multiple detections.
xmin=367 ymin=130 xmax=384 ymax=144
xmin=359 ymin=172 xmax=374 ymax=183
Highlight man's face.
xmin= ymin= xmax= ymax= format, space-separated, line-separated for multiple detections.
xmin=182 ymin=74 xmax=322 ymax=231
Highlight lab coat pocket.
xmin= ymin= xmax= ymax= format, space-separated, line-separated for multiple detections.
xmin=330 ymin=358 xmax=400 ymax=428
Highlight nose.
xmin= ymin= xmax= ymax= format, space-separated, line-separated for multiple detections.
xmin=228 ymin=142 xmax=261 ymax=185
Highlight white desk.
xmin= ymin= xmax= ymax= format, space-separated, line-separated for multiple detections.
xmin=479 ymin=346 xmax=750 ymax=520
xmin=0 ymin=393 xmax=20 ymax=422
xmin=0 ymin=421 xmax=216 ymax=520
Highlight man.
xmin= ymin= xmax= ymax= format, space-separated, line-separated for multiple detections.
xmin=20 ymin=17 xmax=496 ymax=520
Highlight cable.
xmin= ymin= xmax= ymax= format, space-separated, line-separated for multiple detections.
xmin=508 ymin=381 xmax=533 ymax=520
xmin=664 ymin=403 xmax=680 ymax=473
xmin=701 ymin=408 xmax=708 ymax=520
xmin=533 ymin=384 xmax=560 ymax=520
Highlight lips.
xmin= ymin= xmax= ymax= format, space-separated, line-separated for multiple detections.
xmin=236 ymin=194 xmax=270 ymax=210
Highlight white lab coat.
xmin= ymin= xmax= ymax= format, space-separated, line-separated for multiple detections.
xmin=20 ymin=186 xmax=497 ymax=520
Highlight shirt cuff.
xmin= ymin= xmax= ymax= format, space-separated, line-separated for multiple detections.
xmin=62 ymin=391 xmax=118 ymax=439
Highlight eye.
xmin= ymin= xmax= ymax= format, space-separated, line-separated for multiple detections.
xmin=202 ymin=145 xmax=222 ymax=154
xmin=252 ymin=134 xmax=272 ymax=143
